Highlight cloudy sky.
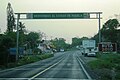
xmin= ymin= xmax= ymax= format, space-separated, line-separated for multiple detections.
xmin=0 ymin=0 xmax=120 ymax=43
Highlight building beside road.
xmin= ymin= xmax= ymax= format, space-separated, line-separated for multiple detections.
xmin=37 ymin=40 xmax=52 ymax=53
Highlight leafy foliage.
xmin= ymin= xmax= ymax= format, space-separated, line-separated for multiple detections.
xmin=0 ymin=31 xmax=43 ymax=66
xmin=17 ymin=54 xmax=54 ymax=66
xmin=26 ymin=32 xmax=40 ymax=49
xmin=7 ymin=3 xmax=15 ymax=32
xmin=101 ymin=19 xmax=120 ymax=42
xmin=51 ymin=38 xmax=70 ymax=51
xmin=92 ymin=18 xmax=120 ymax=51
xmin=71 ymin=37 xmax=89 ymax=47
xmin=0 ymin=35 xmax=15 ymax=66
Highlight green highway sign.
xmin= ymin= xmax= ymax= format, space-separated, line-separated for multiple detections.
xmin=27 ymin=13 xmax=90 ymax=19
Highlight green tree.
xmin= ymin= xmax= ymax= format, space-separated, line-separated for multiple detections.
xmin=92 ymin=19 xmax=120 ymax=43
xmin=72 ymin=37 xmax=81 ymax=47
xmin=5 ymin=32 xmax=16 ymax=43
xmin=102 ymin=19 xmax=119 ymax=30
xmin=27 ymin=32 xmax=40 ymax=49
xmin=92 ymin=18 xmax=120 ymax=51
xmin=19 ymin=22 xmax=26 ymax=32
xmin=7 ymin=3 xmax=15 ymax=32
xmin=4 ymin=31 xmax=26 ymax=46
xmin=19 ymin=32 xmax=27 ymax=46
xmin=101 ymin=19 xmax=120 ymax=42
xmin=71 ymin=37 xmax=89 ymax=47
xmin=0 ymin=35 xmax=15 ymax=66
xmin=91 ymin=34 xmax=99 ymax=45
xmin=51 ymin=38 xmax=69 ymax=51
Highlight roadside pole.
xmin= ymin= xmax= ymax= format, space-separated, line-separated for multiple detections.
xmin=98 ymin=13 xmax=101 ymax=43
xmin=16 ymin=14 xmax=20 ymax=62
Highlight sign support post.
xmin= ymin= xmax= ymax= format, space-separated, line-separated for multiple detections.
xmin=16 ymin=14 xmax=20 ymax=62
xmin=98 ymin=13 xmax=101 ymax=43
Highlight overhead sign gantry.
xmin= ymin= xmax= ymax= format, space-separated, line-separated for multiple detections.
xmin=15 ymin=12 xmax=102 ymax=61
xmin=26 ymin=13 xmax=90 ymax=19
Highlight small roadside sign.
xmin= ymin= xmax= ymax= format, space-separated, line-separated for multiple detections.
xmin=98 ymin=42 xmax=117 ymax=52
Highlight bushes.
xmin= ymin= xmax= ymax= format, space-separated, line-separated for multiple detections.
xmin=33 ymin=48 xmax=42 ymax=55
xmin=115 ymin=72 xmax=120 ymax=79
xmin=0 ymin=35 xmax=15 ymax=66
xmin=38 ymin=54 xmax=54 ymax=60
xmin=0 ymin=53 xmax=54 ymax=69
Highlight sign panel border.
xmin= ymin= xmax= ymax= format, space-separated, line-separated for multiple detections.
xmin=27 ymin=13 xmax=90 ymax=19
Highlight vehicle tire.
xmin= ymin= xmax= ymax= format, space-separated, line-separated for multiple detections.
xmin=84 ymin=53 xmax=87 ymax=57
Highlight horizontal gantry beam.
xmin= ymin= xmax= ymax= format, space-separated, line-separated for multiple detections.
xmin=14 ymin=12 xmax=102 ymax=19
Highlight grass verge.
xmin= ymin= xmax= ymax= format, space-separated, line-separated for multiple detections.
xmin=17 ymin=53 xmax=54 ymax=66
xmin=88 ymin=53 xmax=120 ymax=80
xmin=1 ymin=53 xmax=54 ymax=69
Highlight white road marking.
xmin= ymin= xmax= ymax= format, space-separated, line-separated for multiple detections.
xmin=0 ymin=78 xmax=90 ymax=80
xmin=76 ymin=57 xmax=92 ymax=80
xmin=76 ymin=53 xmax=85 ymax=64
xmin=33 ymin=78 xmax=91 ymax=80
xmin=78 ymin=56 xmax=85 ymax=64
xmin=29 ymin=58 xmax=64 ymax=80
xmin=0 ymin=78 xmax=28 ymax=80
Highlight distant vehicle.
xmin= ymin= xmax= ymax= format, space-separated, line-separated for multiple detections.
xmin=87 ymin=52 xmax=96 ymax=57
xmin=83 ymin=48 xmax=89 ymax=56
xmin=52 ymin=49 xmax=57 ymax=52
xmin=60 ymin=49 xmax=64 ymax=52
xmin=76 ymin=46 xmax=79 ymax=49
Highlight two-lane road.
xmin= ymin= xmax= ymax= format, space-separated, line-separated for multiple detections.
xmin=0 ymin=51 xmax=92 ymax=80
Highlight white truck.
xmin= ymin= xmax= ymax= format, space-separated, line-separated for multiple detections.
xmin=82 ymin=40 xmax=96 ymax=56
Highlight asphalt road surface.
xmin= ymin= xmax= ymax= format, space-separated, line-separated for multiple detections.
xmin=0 ymin=51 xmax=92 ymax=80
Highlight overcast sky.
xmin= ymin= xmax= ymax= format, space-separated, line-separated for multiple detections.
xmin=0 ymin=0 xmax=120 ymax=43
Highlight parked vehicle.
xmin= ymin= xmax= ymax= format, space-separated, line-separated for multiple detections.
xmin=87 ymin=52 xmax=96 ymax=57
